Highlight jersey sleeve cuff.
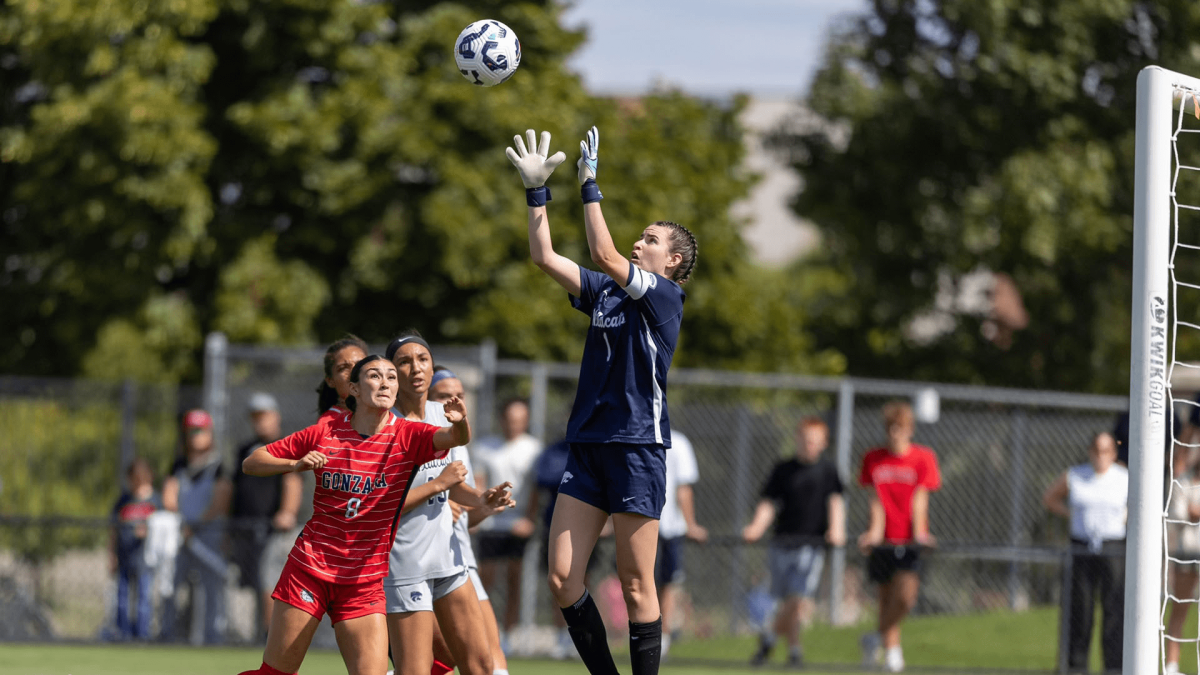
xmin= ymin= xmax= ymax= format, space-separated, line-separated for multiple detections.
xmin=625 ymin=263 xmax=654 ymax=300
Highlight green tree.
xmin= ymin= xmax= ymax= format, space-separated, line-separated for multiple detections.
xmin=2 ymin=0 xmax=841 ymax=381
xmin=774 ymin=0 xmax=1200 ymax=392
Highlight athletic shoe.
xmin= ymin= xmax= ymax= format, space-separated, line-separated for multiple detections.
xmin=786 ymin=649 xmax=805 ymax=669
xmin=750 ymin=638 xmax=773 ymax=666
xmin=883 ymin=646 xmax=905 ymax=672
xmin=860 ymin=632 xmax=882 ymax=667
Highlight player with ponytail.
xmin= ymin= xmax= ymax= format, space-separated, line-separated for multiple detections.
xmin=507 ymin=126 xmax=696 ymax=675
xmin=236 ymin=355 xmax=482 ymax=675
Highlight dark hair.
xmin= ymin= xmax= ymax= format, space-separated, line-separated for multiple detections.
xmin=502 ymin=397 xmax=529 ymax=413
xmin=345 ymin=354 xmax=386 ymax=412
xmin=126 ymin=457 xmax=154 ymax=480
xmin=316 ymin=334 xmax=369 ymax=413
xmin=657 ymin=221 xmax=697 ymax=284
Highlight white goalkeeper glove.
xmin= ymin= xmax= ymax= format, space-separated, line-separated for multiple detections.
xmin=577 ymin=126 xmax=602 ymax=203
xmin=506 ymin=129 xmax=566 ymax=207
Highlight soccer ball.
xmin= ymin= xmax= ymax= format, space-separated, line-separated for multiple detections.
xmin=454 ymin=19 xmax=521 ymax=87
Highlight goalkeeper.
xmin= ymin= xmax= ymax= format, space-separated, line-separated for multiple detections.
xmin=507 ymin=126 xmax=697 ymax=675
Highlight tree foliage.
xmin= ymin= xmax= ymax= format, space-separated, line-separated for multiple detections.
xmin=774 ymin=0 xmax=1200 ymax=392
xmin=1 ymin=0 xmax=841 ymax=381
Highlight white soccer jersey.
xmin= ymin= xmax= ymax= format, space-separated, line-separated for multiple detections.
xmin=385 ymin=401 xmax=467 ymax=586
xmin=453 ymin=450 xmax=479 ymax=570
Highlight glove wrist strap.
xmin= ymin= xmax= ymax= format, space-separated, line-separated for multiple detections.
xmin=581 ymin=179 xmax=603 ymax=204
xmin=526 ymin=186 xmax=552 ymax=207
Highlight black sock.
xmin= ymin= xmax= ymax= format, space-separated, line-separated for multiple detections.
xmin=560 ymin=590 xmax=619 ymax=675
xmin=629 ymin=617 xmax=663 ymax=675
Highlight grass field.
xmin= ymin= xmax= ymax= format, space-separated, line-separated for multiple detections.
xmin=2 ymin=605 xmax=1192 ymax=674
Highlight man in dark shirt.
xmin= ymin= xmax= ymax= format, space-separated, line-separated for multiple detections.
xmin=742 ymin=417 xmax=845 ymax=667
xmin=230 ymin=393 xmax=300 ymax=638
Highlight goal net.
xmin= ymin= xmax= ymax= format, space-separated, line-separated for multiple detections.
xmin=1131 ymin=66 xmax=1200 ymax=675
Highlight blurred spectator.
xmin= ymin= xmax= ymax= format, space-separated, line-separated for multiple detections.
xmin=109 ymin=458 xmax=161 ymax=640
xmin=657 ymin=429 xmax=707 ymax=658
xmin=1165 ymin=432 xmax=1200 ymax=675
xmin=1043 ymin=432 xmax=1128 ymax=674
xmin=857 ymin=401 xmax=941 ymax=673
xmin=160 ymin=409 xmax=232 ymax=645
xmin=743 ymin=417 xmax=844 ymax=668
xmin=229 ymin=392 xmax=300 ymax=640
xmin=472 ymin=398 xmax=542 ymax=636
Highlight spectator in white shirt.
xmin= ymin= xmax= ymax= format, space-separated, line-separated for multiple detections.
xmin=655 ymin=429 xmax=707 ymax=658
xmin=472 ymin=398 xmax=543 ymax=637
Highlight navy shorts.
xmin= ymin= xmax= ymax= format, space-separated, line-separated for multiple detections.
xmin=656 ymin=536 xmax=685 ymax=587
xmin=558 ymin=443 xmax=667 ymax=518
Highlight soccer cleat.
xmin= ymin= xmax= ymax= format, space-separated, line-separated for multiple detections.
xmin=860 ymin=632 xmax=882 ymax=667
xmin=883 ymin=646 xmax=905 ymax=672
xmin=750 ymin=638 xmax=773 ymax=666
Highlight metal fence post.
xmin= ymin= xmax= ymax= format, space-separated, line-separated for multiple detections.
xmin=478 ymin=338 xmax=498 ymax=438
xmin=203 ymin=332 xmax=229 ymax=457
xmin=119 ymin=378 xmax=136 ymax=487
xmin=1008 ymin=408 xmax=1029 ymax=609
xmin=728 ymin=405 xmax=755 ymax=635
xmin=518 ymin=362 xmax=550 ymax=628
xmin=1058 ymin=546 xmax=1074 ymax=675
xmin=529 ymin=362 xmax=549 ymax=444
xmin=831 ymin=379 xmax=855 ymax=624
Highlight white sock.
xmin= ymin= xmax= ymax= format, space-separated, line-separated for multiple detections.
xmin=494 ymin=670 xmax=510 ymax=675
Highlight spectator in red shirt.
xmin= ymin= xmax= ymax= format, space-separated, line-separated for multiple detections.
xmin=857 ymin=401 xmax=941 ymax=673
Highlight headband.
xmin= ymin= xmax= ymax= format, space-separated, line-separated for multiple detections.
xmin=386 ymin=336 xmax=432 ymax=361
xmin=430 ymin=368 xmax=459 ymax=389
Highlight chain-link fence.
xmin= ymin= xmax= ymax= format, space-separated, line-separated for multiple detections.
xmin=0 ymin=336 xmax=1136 ymax=671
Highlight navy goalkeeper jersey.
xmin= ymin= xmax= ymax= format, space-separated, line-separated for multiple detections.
xmin=566 ymin=263 xmax=685 ymax=448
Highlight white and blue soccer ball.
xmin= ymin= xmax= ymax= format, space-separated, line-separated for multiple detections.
xmin=454 ymin=19 xmax=521 ymax=87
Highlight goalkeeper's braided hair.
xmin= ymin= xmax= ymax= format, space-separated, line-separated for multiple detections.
xmin=656 ymin=221 xmax=697 ymax=284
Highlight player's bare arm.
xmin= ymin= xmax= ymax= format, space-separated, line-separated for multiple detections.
xmin=858 ymin=494 xmax=886 ymax=553
xmin=1042 ymin=472 xmax=1071 ymax=518
xmin=432 ymin=395 xmax=471 ymax=449
xmin=243 ymin=445 xmax=328 ymax=476
xmin=576 ymin=126 xmax=634 ymax=286
xmin=399 ymin=460 xmax=467 ymax=517
xmin=827 ymin=492 xmax=847 ymax=547
xmin=449 ymin=480 xmax=516 ymax=515
xmin=507 ymin=128 xmax=582 ymax=295
xmin=911 ymin=487 xmax=934 ymax=546
xmin=742 ymin=499 xmax=777 ymax=543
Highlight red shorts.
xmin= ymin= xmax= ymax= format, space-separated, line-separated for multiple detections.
xmin=271 ymin=556 xmax=385 ymax=624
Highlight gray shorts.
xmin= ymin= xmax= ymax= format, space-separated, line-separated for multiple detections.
xmin=385 ymin=569 xmax=471 ymax=613
xmin=468 ymin=567 xmax=488 ymax=602
xmin=768 ymin=544 xmax=825 ymax=599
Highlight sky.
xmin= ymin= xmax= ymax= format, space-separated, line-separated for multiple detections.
xmin=560 ymin=0 xmax=867 ymax=98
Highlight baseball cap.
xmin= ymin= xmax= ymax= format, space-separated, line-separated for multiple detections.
xmin=183 ymin=409 xmax=213 ymax=429
xmin=248 ymin=392 xmax=278 ymax=414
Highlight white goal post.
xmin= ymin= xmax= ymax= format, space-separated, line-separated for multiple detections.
xmin=1129 ymin=65 xmax=1200 ymax=675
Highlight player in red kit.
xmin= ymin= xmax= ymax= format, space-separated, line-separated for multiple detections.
xmin=857 ymin=401 xmax=941 ymax=673
xmin=314 ymin=335 xmax=368 ymax=425
xmin=236 ymin=355 xmax=480 ymax=675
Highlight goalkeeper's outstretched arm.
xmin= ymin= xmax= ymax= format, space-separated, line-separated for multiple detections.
xmin=506 ymin=128 xmax=581 ymax=295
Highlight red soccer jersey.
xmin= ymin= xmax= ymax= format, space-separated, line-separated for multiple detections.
xmin=265 ymin=410 xmax=444 ymax=584
xmin=859 ymin=444 xmax=941 ymax=544
xmin=317 ymin=405 xmax=350 ymax=428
